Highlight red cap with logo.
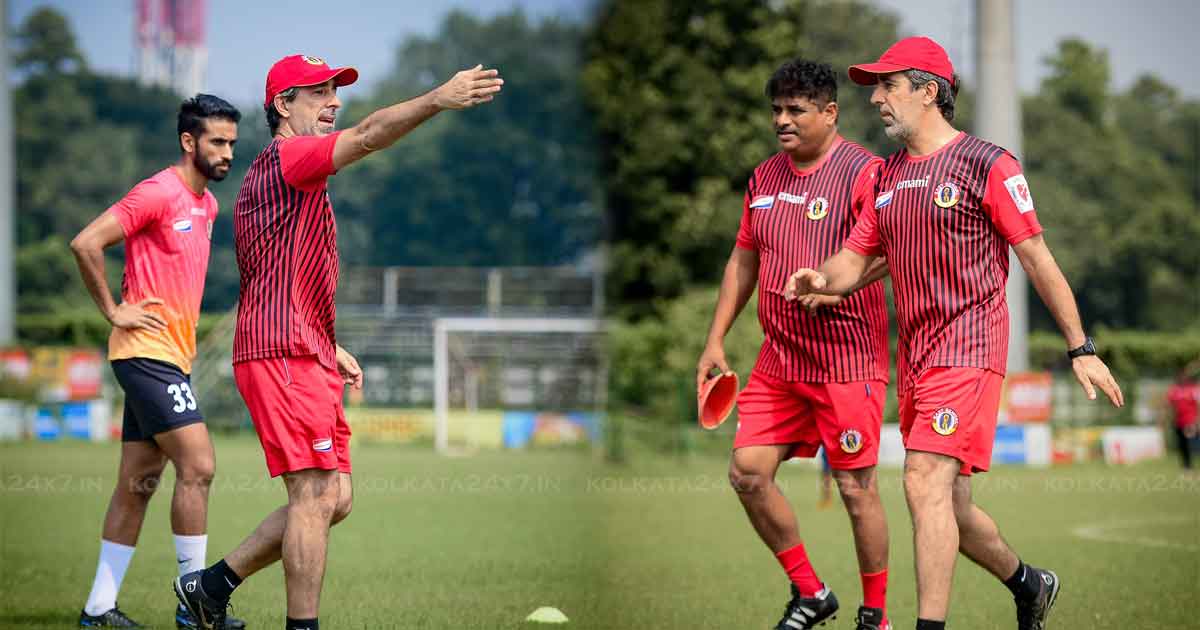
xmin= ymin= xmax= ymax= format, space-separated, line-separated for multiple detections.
xmin=848 ymin=36 xmax=955 ymax=86
xmin=264 ymin=54 xmax=359 ymax=108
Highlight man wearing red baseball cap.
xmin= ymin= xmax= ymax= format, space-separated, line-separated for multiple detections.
xmin=173 ymin=54 xmax=502 ymax=630
xmin=784 ymin=36 xmax=1124 ymax=630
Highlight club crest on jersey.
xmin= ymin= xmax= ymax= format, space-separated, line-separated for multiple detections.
xmin=312 ymin=438 xmax=333 ymax=452
xmin=806 ymin=197 xmax=830 ymax=220
xmin=933 ymin=181 xmax=960 ymax=208
xmin=875 ymin=190 xmax=894 ymax=209
xmin=302 ymin=55 xmax=325 ymax=65
xmin=839 ymin=429 xmax=864 ymax=454
xmin=932 ymin=408 xmax=959 ymax=436
xmin=749 ymin=195 xmax=775 ymax=211
xmin=172 ymin=219 xmax=193 ymax=233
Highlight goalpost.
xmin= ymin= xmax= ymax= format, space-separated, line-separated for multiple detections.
xmin=432 ymin=317 xmax=605 ymax=454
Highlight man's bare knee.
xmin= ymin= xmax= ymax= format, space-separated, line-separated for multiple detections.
xmin=174 ymin=453 xmax=216 ymax=489
xmin=904 ymin=455 xmax=954 ymax=510
xmin=331 ymin=493 xmax=353 ymax=525
xmin=951 ymin=476 xmax=974 ymax=525
xmin=284 ymin=470 xmax=340 ymax=522
xmin=834 ymin=469 xmax=879 ymax=520
xmin=122 ymin=462 xmax=166 ymax=501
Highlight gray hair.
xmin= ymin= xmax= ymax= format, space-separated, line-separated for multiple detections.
xmin=265 ymin=87 xmax=300 ymax=134
xmin=905 ymin=69 xmax=958 ymax=122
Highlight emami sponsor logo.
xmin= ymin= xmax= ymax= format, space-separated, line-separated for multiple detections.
xmin=777 ymin=192 xmax=807 ymax=205
xmin=896 ymin=175 xmax=930 ymax=190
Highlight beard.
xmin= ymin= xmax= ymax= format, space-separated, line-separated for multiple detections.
xmin=194 ymin=152 xmax=230 ymax=181
xmin=883 ymin=118 xmax=913 ymax=143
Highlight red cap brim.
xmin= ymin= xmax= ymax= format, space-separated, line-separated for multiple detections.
xmin=848 ymin=62 xmax=910 ymax=86
xmin=698 ymin=372 xmax=740 ymax=430
xmin=295 ymin=66 xmax=359 ymax=89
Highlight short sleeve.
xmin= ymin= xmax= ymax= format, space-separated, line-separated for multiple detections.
xmin=108 ymin=180 xmax=168 ymax=237
xmin=983 ymin=153 xmax=1043 ymax=245
xmin=844 ymin=200 xmax=883 ymax=257
xmin=735 ymin=189 xmax=756 ymax=251
xmin=279 ymin=131 xmax=342 ymax=190
xmin=849 ymin=158 xmax=883 ymax=220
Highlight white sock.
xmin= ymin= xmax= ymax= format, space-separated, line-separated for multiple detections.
xmin=83 ymin=540 xmax=135 ymax=616
xmin=173 ymin=534 xmax=207 ymax=576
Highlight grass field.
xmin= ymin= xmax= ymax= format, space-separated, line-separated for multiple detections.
xmin=2 ymin=436 xmax=1197 ymax=629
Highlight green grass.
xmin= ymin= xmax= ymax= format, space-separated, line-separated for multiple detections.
xmin=2 ymin=436 xmax=1198 ymax=629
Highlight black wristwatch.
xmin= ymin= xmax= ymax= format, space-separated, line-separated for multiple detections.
xmin=1067 ymin=336 xmax=1096 ymax=360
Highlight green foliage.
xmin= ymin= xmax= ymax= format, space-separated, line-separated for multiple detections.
xmin=1029 ymin=330 xmax=1200 ymax=377
xmin=609 ymin=285 xmax=762 ymax=419
xmin=584 ymin=0 xmax=902 ymax=315
xmin=16 ymin=309 xmax=222 ymax=347
xmin=332 ymin=10 xmax=601 ymax=268
xmin=1024 ymin=39 xmax=1200 ymax=332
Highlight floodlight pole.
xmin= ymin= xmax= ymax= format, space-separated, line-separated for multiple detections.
xmin=0 ymin=0 xmax=15 ymax=344
xmin=976 ymin=0 xmax=1027 ymax=371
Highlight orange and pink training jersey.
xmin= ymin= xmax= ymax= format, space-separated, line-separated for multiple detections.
xmin=107 ymin=166 xmax=218 ymax=374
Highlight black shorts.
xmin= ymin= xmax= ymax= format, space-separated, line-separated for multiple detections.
xmin=111 ymin=358 xmax=204 ymax=442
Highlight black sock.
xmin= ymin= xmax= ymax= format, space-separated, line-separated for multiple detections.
xmin=1003 ymin=561 xmax=1040 ymax=600
xmin=200 ymin=559 xmax=242 ymax=601
xmin=916 ymin=620 xmax=946 ymax=630
xmin=286 ymin=617 xmax=318 ymax=630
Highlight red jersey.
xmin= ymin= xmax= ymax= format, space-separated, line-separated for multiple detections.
xmin=108 ymin=167 xmax=218 ymax=374
xmin=1166 ymin=382 xmax=1200 ymax=428
xmin=845 ymin=132 xmax=1043 ymax=393
xmin=736 ymin=137 xmax=889 ymax=383
xmin=233 ymin=132 xmax=341 ymax=369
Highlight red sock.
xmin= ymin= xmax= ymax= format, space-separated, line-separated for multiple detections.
xmin=861 ymin=567 xmax=888 ymax=613
xmin=775 ymin=543 xmax=823 ymax=597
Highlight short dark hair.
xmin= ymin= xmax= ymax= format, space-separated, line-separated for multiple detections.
xmin=765 ymin=59 xmax=838 ymax=106
xmin=265 ymin=87 xmax=299 ymax=135
xmin=905 ymin=70 xmax=959 ymax=121
xmin=177 ymin=94 xmax=241 ymax=144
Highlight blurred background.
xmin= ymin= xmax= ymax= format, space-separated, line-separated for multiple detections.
xmin=1 ymin=1 xmax=1197 ymax=629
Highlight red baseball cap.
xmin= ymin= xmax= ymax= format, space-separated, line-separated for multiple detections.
xmin=264 ymin=54 xmax=359 ymax=108
xmin=848 ymin=36 xmax=955 ymax=86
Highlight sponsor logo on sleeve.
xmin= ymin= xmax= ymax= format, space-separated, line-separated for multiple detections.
xmin=749 ymin=195 xmax=775 ymax=210
xmin=172 ymin=219 xmax=193 ymax=232
xmin=1004 ymin=174 xmax=1035 ymax=213
xmin=806 ymin=197 xmax=830 ymax=220
xmin=933 ymin=181 xmax=961 ymax=208
xmin=875 ymin=190 xmax=894 ymax=209
xmin=312 ymin=438 xmax=333 ymax=452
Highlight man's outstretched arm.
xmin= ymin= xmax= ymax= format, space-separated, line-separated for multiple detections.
xmin=332 ymin=65 xmax=503 ymax=170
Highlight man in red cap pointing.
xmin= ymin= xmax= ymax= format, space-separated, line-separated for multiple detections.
xmin=784 ymin=37 xmax=1123 ymax=630
xmin=173 ymin=55 xmax=502 ymax=630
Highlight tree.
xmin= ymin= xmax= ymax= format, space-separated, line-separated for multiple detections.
xmin=583 ymin=0 xmax=902 ymax=315
xmin=1023 ymin=39 xmax=1200 ymax=332
xmin=331 ymin=10 xmax=602 ymax=269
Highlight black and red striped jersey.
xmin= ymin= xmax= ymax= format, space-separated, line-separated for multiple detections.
xmin=736 ymin=136 xmax=889 ymax=383
xmin=845 ymin=131 xmax=1043 ymax=393
xmin=233 ymin=131 xmax=342 ymax=369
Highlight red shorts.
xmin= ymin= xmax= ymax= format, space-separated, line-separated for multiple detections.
xmin=234 ymin=355 xmax=352 ymax=478
xmin=733 ymin=371 xmax=886 ymax=470
xmin=899 ymin=367 xmax=1003 ymax=476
